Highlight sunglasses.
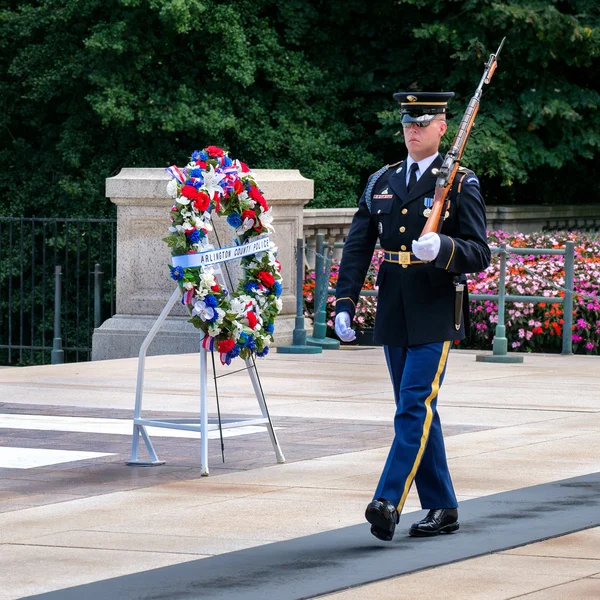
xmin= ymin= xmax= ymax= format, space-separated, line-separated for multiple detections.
xmin=401 ymin=121 xmax=436 ymax=128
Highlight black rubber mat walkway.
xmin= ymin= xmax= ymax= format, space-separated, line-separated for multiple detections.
xmin=25 ymin=472 xmax=600 ymax=600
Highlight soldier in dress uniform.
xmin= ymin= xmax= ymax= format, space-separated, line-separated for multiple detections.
xmin=334 ymin=91 xmax=491 ymax=541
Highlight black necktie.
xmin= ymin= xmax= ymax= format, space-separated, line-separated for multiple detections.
xmin=407 ymin=162 xmax=419 ymax=193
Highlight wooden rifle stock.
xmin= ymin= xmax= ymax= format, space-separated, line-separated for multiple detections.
xmin=420 ymin=38 xmax=505 ymax=237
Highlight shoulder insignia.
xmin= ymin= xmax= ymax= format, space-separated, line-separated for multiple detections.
xmin=465 ymin=175 xmax=479 ymax=185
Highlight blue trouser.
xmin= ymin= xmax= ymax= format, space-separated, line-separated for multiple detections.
xmin=374 ymin=341 xmax=458 ymax=513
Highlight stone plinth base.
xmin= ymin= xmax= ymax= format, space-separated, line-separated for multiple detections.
xmin=92 ymin=314 xmax=297 ymax=361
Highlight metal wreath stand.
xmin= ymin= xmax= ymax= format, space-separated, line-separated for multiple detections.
xmin=127 ymin=228 xmax=285 ymax=476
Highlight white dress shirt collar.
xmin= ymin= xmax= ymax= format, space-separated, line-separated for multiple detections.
xmin=405 ymin=152 xmax=440 ymax=184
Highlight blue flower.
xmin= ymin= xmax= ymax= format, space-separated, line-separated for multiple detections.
xmin=257 ymin=347 xmax=269 ymax=357
xmin=238 ymin=332 xmax=250 ymax=347
xmin=246 ymin=335 xmax=256 ymax=351
xmin=197 ymin=229 xmax=206 ymax=239
xmin=169 ymin=265 xmax=184 ymax=281
xmin=204 ymin=294 xmax=218 ymax=308
xmin=273 ymin=281 xmax=282 ymax=297
xmin=265 ymin=323 xmax=275 ymax=334
xmin=227 ymin=345 xmax=241 ymax=361
xmin=223 ymin=156 xmax=233 ymax=167
xmin=190 ymin=168 xmax=204 ymax=178
xmin=244 ymin=282 xmax=260 ymax=293
xmin=187 ymin=229 xmax=201 ymax=243
xmin=191 ymin=150 xmax=202 ymax=162
xmin=199 ymin=150 xmax=208 ymax=161
xmin=227 ymin=212 xmax=242 ymax=228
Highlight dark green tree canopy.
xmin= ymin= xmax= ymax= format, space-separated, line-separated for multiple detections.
xmin=1 ymin=0 xmax=598 ymax=216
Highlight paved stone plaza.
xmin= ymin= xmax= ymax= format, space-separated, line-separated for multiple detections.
xmin=0 ymin=347 xmax=599 ymax=599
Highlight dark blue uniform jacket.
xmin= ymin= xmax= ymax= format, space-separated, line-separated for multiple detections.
xmin=335 ymin=153 xmax=491 ymax=347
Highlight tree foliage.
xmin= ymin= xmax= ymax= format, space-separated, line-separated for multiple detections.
xmin=1 ymin=0 xmax=599 ymax=216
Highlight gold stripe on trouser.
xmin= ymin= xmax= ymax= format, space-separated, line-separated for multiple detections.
xmin=396 ymin=340 xmax=451 ymax=513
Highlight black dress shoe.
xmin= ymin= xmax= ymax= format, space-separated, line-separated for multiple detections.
xmin=409 ymin=508 xmax=459 ymax=537
xmin=365 ymin=498 xmax=399 ymax=541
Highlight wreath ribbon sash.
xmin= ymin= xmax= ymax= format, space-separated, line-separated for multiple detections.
xmin=172 ymin=236 xmax=271 ymax=269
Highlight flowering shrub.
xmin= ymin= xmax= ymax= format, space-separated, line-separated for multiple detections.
xmin=304 ymin=250 xmax=383 ymax=335
xmin=304 ymin=231 xmax=600 ymax=354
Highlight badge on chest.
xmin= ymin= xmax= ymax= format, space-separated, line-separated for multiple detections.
xmin=373 ymin=187 xmax=393 ymax=200
xmin=422 ymin=197 xmax=450 ymax=220
xmin=423 ymin=197 xmax=433 ymax=218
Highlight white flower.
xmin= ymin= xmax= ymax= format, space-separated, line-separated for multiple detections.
xmin=236 ymin=217 xmax=254 ymax=236
xmin=176 ymin=195 xmax=191 ymax=206
xmin=229 ymin=297 xmax=247 ymax=317
xmin=259 ymin=208 xmax=274 ymax=232
xmin=166 ymin=179 xmax=178 ymax=198
xmin=192 ymin=300 xmax=215 ymax=322
xmin=208 ymin=324 xmax=222 ymax=337
xmin=275 ymin=298 xmax=283 ymax=312
xmin=168 ymin=226 xmax=177 ymax=233
xmin=200 ymin=268 xmax=216 ymax=288
xmin=184 ymin=282 xmax=194 ymax=291
xmin=201 ymin=165 xmax=226 ymax=198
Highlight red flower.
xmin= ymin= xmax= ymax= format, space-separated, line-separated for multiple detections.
xmin=192 ymin=191 xmax=210 ymax=212
xmin=239 ymin=161 xmax=250 ymax=173
xmin=242 ymin=209 xmax=256 ymax=223
xmin=218 ymin=339 xmax=235 ymax=354
xmin=233 ymin=180 xmax=244 ymax=195
xmin=206 ymin=146 xmax=224 ymax=157
xmin=247 ymin=312 xmax=258 ymax=329
xmin=249 ymin=186 xmax=269 ymax=211
xmin=181 ymin=185 xmax=198 ymax=200
xmin=196 ymin=161 xmax=207 ymax=169
xmin=257 ymin=271 xmax=275 ymax=287
xmin=212 ymin=191 xmax=222 ymax=213
xmin=211 ymin=284 xmax=220 ymax=292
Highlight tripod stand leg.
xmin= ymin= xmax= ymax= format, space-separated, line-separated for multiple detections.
xmin=246 ymin=357 xmax=285 ymax=464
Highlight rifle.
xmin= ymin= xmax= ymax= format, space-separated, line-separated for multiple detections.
xmin=420 ymin=38 xmax=506 ymax=237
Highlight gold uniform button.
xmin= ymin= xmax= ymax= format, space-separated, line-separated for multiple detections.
xmin=401 ymin=208 xmax=408 ymax=215
xmin=401 ymin=245 xmax=407 ymax=251
xmin=402 ymin=264 xmax=408 ymax=269
xmin=399 ymin=226 xmax=406 ymax=233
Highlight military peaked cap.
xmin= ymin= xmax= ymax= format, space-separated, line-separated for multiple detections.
xmin=393 ymin=91 xmax=455 ymax=124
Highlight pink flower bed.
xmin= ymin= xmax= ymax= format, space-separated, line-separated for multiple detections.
xmin=304 ymin=231 xmax=600 ymax=354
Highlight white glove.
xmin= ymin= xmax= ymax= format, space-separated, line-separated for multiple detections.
xmin=412 ymin=232 xmax=441 ymax=262
xmin=335 ymin=311 xmax=356 ymax=342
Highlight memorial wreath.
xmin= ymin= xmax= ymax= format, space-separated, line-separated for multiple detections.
xmin=164 ymin=146 xmax=282 ymax=365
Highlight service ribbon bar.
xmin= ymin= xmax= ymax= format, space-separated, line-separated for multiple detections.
xmin=172 ymin=236 xmax=271 ymax=269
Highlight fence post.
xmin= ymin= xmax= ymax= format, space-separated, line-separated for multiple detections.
xmin=277 ymin=238 xmax=322 ymax=354
xmin=306 ymin=234 xmax=340 ymax=349
xmin=477 ymin=244 xmax=523 ymax=363
xmin=562 ymin=241 xmax=574 ymax=355
xmin=94 ymin=263 xmax=103 ymax=329
xmin=51 ymin=266 xmax=64 ymax=365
